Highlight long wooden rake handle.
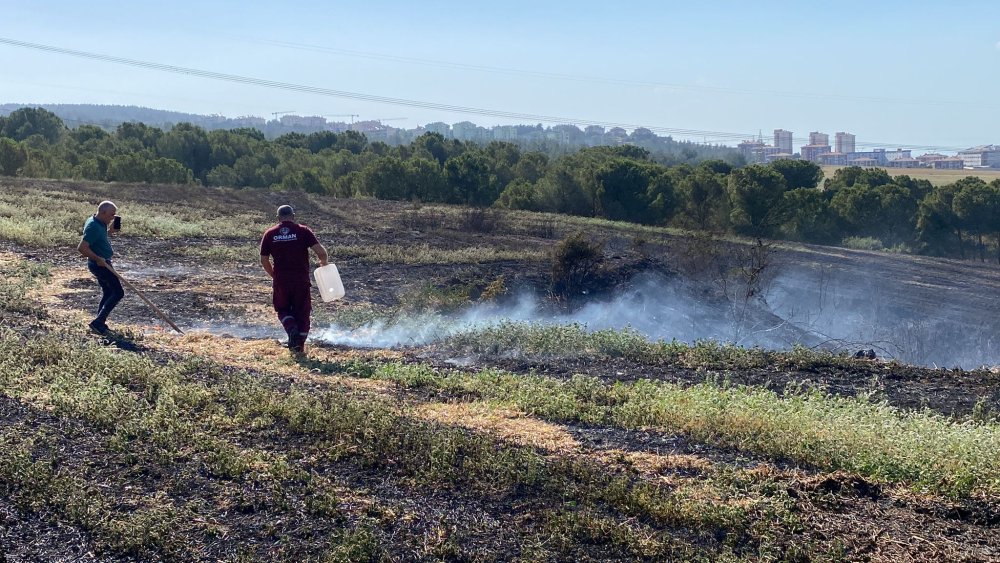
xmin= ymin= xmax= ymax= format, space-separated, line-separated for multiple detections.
xmin=106 ymin=264 xmax=184 ymax=334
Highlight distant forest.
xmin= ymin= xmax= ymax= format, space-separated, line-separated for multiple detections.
xmin=0 ymin=103 xmax=741 ymax=165
xmin=2 ymin=106 xmax=1000 ymax=262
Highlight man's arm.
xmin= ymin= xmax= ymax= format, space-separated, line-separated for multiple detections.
xmin=310 ymin=243 xmax=328 ymax=266
xmin=77 ymin=239 xmax=107 ymax=268
xmin=260 ymin=254 xmax=275 ymax=279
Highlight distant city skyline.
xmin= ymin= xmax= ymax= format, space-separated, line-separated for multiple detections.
xmin=2 ymin=1 xmax=999 ymax=151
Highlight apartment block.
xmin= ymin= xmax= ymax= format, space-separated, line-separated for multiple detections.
xmin=834 ymin=132 xmax=855 ymax=154
xmin=808 ymin=131 xmax=829 ymax=146
xmin=801 ymin=144 xmax=832 ymax=162
xmin=774 ymin=129 xmax=793 ymax=154
xmin=958 ymin=145 xmax=1000 ymax=168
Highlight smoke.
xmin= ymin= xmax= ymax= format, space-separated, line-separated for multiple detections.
xmin=314 ymin=275 xmax=761 ymax=351
xmin=315 ymin=268 xmax=1000 ymax=369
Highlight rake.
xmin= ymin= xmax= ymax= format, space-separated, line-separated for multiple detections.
xmin=106 ymin=264 xmax=184 ymax=334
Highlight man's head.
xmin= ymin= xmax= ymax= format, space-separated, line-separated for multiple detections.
xmin=96 ymin=201 xmax=117 ymax=224
xmin=277 ymin=205 xmax=295 ymax=221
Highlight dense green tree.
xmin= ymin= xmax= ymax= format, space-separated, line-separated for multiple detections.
xmin=769 ymin=159 xmax=823 ymax=190
xmin=0 ymin=107 xmax=65 ymax=143
xmin=359 ymin=157 xmax=407 ymax=200
xmin=827 ymin=172 xmax=920 ymax=246
xmin=697 ymin=159 xmax=733 ymax=175
xmin=335 ymin=130 xmax=368 ymax=154
xmin=676 ymin=169 xmax=728 ymax=230
xmin=444 ymin=152 xmax=500 ymax=206
xmin=513 ymin=152 xmax=548 ymax=183
xmin=535 ymin=164 xmax=591 ymax=216
xmin=410 ymin=132 xmax=452 ymax=167
xmin=107 ymin=153 xmax=149 ymax=183
xmin=69 ymin=125 xmax=110 ymax=145
xmin=890 ymin=175 xmax=934 ymax=203
xmin=823 ymin=166 xmax=892 ymax=191
xmin=74 ymin=156 xmax=112 ymax=182
xmin=877 ymin=183 xmax=919 ymax=245
xmin=280 ymin=169 xmax=327 ymax=193
xmin=781 ymin=188 xmax=840 ymax=243
xmin=594 ymin=159 xmax=647 ymax=221
xmin=206 ymin=165 xmax=239 ymax=187
xmin=156 ymin=123 xmax=211 ymax=181
xmin=0 ymin=138 xmax=27 ymax=176
xmin=727 ymin=164 xmax=788 ymax=237
xmin=952 ymin=178 xmax=1000 ymax=261
xmin=483 ymin=141 xmax=521 ymax=189
xmin=147 ymin=158 xmax=194 ymax=184
xmin=404 ymin=158 xmax=449 ymax=202
xmin=115 ymin=122 xmax=162 ymax=148
xmin=594 ymin=158 xmax=674 ymax=224
xmin=494 ymin=179 xmax=539 ymax=210
xmin=830 ymin=184 xmax=881 ymax=239
xmin=274 ymin=132 xmax=309 ymax=150
xmin=916 ymin=184 xmax=965 ymax=257
xmin=366 ymin=141 xmax=392 ymax=157
xmin=306 ymin=131 xmax=339 ymax=153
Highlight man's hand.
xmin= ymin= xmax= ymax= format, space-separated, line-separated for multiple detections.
xmin=311 ymin=243 xmax=329 ymax=268
xmin=260 ymin=254 xmax=275 ymax=279
xmin=95 ymin=257 xmax=108 ymax=268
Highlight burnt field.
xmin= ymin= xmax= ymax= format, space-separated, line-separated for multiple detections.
xmin=1 ymin=177 xmax=1000 ymax=561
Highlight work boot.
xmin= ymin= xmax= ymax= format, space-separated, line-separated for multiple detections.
xmin=89 ymin=319 xmax=109 ymax=335
xmin=289 ymin=333 xmax=307 ymax=356
xmin=281 ymin=316 xmax=299 ymax=345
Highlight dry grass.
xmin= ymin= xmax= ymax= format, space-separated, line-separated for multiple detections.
xmin=413 ymin=402 xmax=581 ymax=453
xmin=821 ymin=165 xmax=1000 ymax=187
xmin=4 ymin=179 xmax=1000 ymax=560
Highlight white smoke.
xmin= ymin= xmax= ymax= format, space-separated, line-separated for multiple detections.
xmin=316 ymin=273 xmax=797 ymax=352
xmin=316 ymin=269 xmax=1000 ymax=369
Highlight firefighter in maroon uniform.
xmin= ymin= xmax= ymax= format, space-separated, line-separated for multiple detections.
xmin=259 ymin=205 xmax=328 ymax=355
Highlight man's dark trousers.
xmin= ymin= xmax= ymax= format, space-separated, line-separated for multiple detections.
xmin=88 ymin=259 xmax=124 ymax=324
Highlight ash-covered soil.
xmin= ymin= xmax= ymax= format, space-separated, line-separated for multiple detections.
xmin=10 ymin=179 xmax=1000 ymax=418
xmin=3 ymin=179 xmax=1000 ymax=561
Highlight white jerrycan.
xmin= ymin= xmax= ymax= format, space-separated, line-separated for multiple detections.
xmin=314 ymin=263 xmax=345 ymax=302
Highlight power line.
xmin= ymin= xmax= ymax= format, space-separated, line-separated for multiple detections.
xmin=242 ymin=36 xmax=1000 ymax=111
xmin=0 ymin=37 xmax=971 ymax=153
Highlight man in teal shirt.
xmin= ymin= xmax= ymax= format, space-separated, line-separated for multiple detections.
xmin=77 ymin=201 xmax=123 ymax=334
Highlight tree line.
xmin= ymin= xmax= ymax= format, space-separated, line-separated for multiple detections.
xmin=2 ymin=107 xmax=999 ymax=262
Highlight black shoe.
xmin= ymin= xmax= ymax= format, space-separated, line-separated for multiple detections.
xmin=283 ymin=320 xmax=299 ymax=344
xmin=289 ymin=333 xmax=307 ymax=355
xmin=89 ymin=319 xmax=109 ymax=334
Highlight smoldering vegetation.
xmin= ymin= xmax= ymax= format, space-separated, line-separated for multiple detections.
xmin=317 ymin=265 xmax=999 ymax=370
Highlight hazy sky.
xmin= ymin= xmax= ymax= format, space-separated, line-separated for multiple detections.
xmin=2 ymin=1 xmax=998 ymax=151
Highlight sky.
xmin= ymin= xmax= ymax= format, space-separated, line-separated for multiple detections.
xmin=2 ymin=1 xmax=999 ymax=152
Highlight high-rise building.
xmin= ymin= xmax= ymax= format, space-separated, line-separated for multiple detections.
xmin=773 ymin=129 xmax=793 ymax=154
xmin=738 ymin=139 xmax=766 ymax=163
xmin=808 ymin=131 xmax=829 ymax=146
xmin=835 ymin=132 xmax=855 ymax=154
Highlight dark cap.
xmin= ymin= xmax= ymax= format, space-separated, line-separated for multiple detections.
xmin=277 ymin=205 xmax=295 ymax=218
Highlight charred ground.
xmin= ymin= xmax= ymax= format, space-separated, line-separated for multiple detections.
xmin=1 ymin=177 xmax=999 ymax=561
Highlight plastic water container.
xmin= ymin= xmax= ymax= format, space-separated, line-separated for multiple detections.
xmin=314 ymin=263 xmax=345 ymax=302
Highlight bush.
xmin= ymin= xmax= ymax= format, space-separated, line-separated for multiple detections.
xmin=550 ymin=233 xmax=607 ymax=299
xmin=460 ymin=207 xmax=501 ymax=233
